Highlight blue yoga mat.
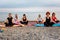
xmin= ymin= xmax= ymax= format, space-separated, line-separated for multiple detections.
xmin=35 ymin=24 xmax=44 ymax=27
xmin=52 ymin=23 xmax=60 ymax=27
xmin=35 ymin=23 xmax=60 ymax=27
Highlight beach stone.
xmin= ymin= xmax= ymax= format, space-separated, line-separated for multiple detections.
xmin=0 ymin=27 xmax=60 ymax=40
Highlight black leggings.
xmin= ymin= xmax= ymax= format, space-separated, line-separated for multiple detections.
xmin=55 ymin=20 xmax=60 ymax=23
xmin=44 ymin=22 xmax=54 ymax=26
xmin=5 ymin=23 xmax=14 ymax=27
xmin=20 ymin=21 xmax=28 ymax=25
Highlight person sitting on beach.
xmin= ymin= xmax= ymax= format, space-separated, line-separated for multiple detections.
xmin=20 ymin=14 xmax=28 ymax=25
xmin=4 ymin=13 xmax=14 ymax=27
xmin=13 ymin=14 xmax=20 ymax=25
xmin=13 ymin=14 xmax=24 ymax=27
xmin=51 ymin=12 xmax=60 ymax=23
xmin=44 ymin=12 xmax=54 ymax=26
xmin=36 ymin=14 xmax=43 ymax=24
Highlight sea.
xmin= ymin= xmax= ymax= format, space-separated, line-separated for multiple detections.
xmin=0 ymin=7 xmax=60 ymax=21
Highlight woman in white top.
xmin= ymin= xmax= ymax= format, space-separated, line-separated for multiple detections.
xmin=36 ymin=14 xmax=43 ymax=24
xmin=14 ymin=14 xmax=20 ymax=25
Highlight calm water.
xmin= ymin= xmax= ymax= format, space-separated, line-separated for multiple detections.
xmin=0 ymin=12 xmax=60 ymax=21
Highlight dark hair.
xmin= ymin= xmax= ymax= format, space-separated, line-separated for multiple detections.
xmin=46 ymin=12 xmax=50 ymax=15
xmin=15 ymin=14 xmax=18 ymax=19
xmin=52 ymin=12 xmax=55 ymax=16
xmin=23 ymin=14 xmax=26 ymax=16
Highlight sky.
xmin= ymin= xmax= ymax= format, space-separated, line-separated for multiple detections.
xmin=0 ymin=0 xmax=60 ymax=8
xmin=0 ymin=0 xmax=60 ymax=12
xmin=0 ymin=0 xmax=60 ymax=21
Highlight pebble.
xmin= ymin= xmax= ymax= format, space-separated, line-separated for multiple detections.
xmin=0 ymin=27 xmax=60 ymax=40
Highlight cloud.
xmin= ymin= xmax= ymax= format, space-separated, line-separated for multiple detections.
xmin=0 ymin=7 xmax=60 ymax=12
xmin=0 ymin=0 xmax=60 ymax=8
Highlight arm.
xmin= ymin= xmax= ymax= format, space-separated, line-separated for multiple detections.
xmin=41 ymin=18 xmax=44 ymax=23
xmin=43 ymin=17 xmax=46 ymax=23
xmin=4 ymin=19 xmax=8 ymax=23
xmin=55 ymin=17 xmax=58 ymax=21
xmin=50 ymin=17 xmax=56 ymax=23
xmin=12 ymin=19 xmax=14 ymax=23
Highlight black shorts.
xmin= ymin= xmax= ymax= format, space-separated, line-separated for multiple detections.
xmin=5 ymin=23 xmax=14 ymax=27
xmin=20 ymin=21 xmax=28 ymax=25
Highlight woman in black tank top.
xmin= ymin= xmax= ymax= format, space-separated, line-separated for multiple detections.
xmin=44 ymin=12 xmax=54 ymax=26
xmin=23 ymin=17 xmax=27 ymax=21
xmin=20 ymin=14 xmax=28 ymax=25
xmin=5 ymin=13 xmax=14 ymax=26
xmin=46 ymin=17 xmax=51 ymax=23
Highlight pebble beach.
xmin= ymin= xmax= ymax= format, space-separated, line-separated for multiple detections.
xmin=0 ymin=27 xmax=60 ymax=40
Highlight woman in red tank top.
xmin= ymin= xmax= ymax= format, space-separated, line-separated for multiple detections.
xmin=52 ymin=12 xmax=59 ymax=23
